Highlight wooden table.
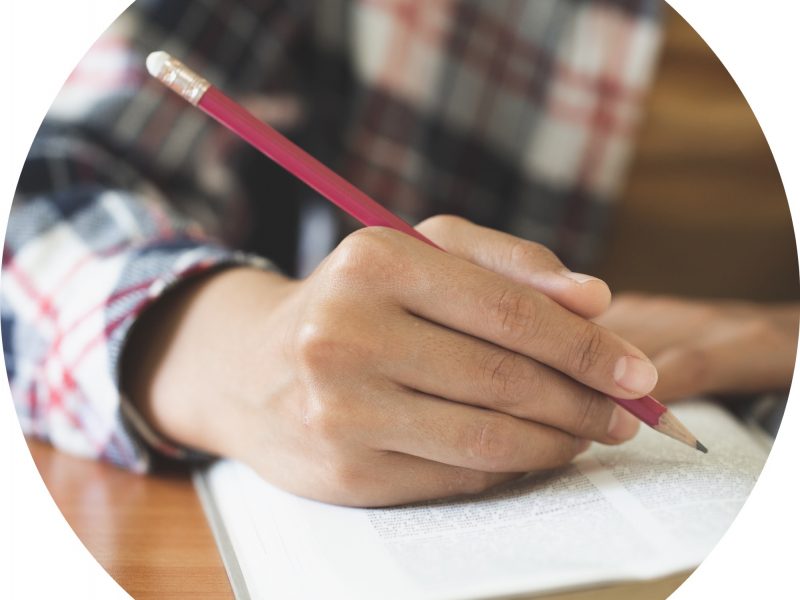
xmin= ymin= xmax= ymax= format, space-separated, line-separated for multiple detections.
xmin=28 ymin=439 xmax=690 ymax=600
xmin=28 ymin=439 xmax=231 ymax=599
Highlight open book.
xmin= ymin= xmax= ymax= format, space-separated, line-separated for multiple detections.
xmin=194 ymin=401 xmax=770 ymax=599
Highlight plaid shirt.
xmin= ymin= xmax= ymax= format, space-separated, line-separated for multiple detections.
xmin=4 ymin=0 xmax=662 ymax=471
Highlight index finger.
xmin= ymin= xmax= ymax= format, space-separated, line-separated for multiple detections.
xmin=417 ymin=215 xmax=611 ymax=319
xmin=389 ymin=232 xmax=658 ymax=399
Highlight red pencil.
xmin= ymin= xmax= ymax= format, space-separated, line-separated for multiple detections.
xmin=145 ymin=51 xmax=706 ymax=454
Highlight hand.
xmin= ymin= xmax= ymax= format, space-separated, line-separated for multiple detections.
xmin=124 ymin=216 xmax=658 ymax=506
xmin=595 ymin=293 xmax=798 ymax=402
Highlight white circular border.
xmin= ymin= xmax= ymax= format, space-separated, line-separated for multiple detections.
xmin=0 ymin=1 xmax=797 ymax=598
xmin=666 ymin=1 xmax=800 ymax=597
xmin=1 ymin=3 xmax=137 ymax=598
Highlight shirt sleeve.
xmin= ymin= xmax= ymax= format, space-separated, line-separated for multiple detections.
xmin=3 ymin=130 xmax=274 ymax=472
xmin=0 ymin=0 xmax=313 ymax=470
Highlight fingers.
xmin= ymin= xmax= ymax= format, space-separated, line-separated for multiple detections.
xmin=325 ymin=453 xmax=523 ymax=507
xmin=368 ymin=389 xmax=588 ymax=473
xmin=385 ymin=231 xmax=657 ymax=399
xmin=416 ymin=215 xmax=611 ymax=318
xmin=382 ymin=316 xmax=640 ymax=444
xmin=371 ymin=454 xmax=522 ymax=506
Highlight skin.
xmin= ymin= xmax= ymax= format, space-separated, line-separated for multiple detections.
xmin=596 ymin=294 xmax=798 ymax=402
xmin=123 ymin=216 xmax=670 ymax=507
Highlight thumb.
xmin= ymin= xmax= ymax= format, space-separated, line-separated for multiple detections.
xmin=416 ymin=215 xmax=611 ymax=319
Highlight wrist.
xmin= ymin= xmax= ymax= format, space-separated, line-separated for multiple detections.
xmin=121 ymin=267 xmax=297 ymax=457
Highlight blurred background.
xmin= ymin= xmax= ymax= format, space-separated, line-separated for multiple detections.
xmin=594 ymin=5 xmax=797 ymax=302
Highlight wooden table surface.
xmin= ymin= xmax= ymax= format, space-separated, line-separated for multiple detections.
xmin=28 ymin=439 xmax=690 ymax=600
xmin=28 ymin=439 xmax=232 ymax=599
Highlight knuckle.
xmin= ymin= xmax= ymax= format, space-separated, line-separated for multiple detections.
xmin=479 ymin=350 xmax=526 ymax=407
xmin=343 ymin=226 xmax=394 ymax=251
xmin=569 ymin=323 xmax=604 ymax=376
xmin=301 ymin=396 xmax=345 ymax=441
xmin=466 ymin=417 xmax=516 ymax=470
xmin=294 ymin=313 xmax=378 ymax=386
xmin=486 ymin=287 xmax=539 ymax=341
xmin=295 ymin=319 xmax=339 ymax=371
xmin=326 ymin=228 xmax=396 ymax=282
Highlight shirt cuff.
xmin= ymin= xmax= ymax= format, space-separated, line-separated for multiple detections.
xmin=108 ymin=242 xmax=276 ymax=468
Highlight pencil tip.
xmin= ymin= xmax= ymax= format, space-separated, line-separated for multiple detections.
xmin=696 ymin=440 xmax=708 ymax=454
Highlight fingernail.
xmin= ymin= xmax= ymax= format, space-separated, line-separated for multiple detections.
xmin=613 ymin=356 xmax=658 ymax=395
xmin=606 ymin=406 xmax=640 ymax=441
xmin=575 ymin=438 xmax=592 ymax=454
xmin=562 ymin=270 xmax=602 ymax=284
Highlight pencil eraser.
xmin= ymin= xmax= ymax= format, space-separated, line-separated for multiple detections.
xmin=146 ymin=51 xmax=170 ymax=77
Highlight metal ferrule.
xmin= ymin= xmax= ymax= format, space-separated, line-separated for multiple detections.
xmin=152 ymin=55 xmax=210 ymax=105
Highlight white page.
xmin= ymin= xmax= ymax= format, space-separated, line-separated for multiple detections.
xmin=200 ymin=401 xmax=768 ymax=600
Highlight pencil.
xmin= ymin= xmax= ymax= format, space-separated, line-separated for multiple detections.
xmin=145 ymin=51 xmax=707 ymax=454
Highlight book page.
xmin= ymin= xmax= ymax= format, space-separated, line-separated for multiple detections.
xmin=200 ymin=401 xmax=768 ymax=600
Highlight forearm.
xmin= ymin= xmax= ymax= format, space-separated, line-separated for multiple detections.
xmin=715 ymin=299 xmax=798 ymax=392
xmin=596 ymin=295 xmax=799 ymax=401
xmin=121 ymin=267 xmax=297 ymax=458
xmin=750 ymin=301 xmax=798 ymax=392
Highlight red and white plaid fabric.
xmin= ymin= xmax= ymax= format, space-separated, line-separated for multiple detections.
xmin=4 ymin=0 xmax=663 ymax=470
